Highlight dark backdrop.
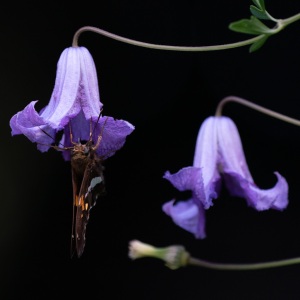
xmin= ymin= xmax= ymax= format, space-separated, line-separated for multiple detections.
xmin=2 ymin=1 xmax=300 ymax=299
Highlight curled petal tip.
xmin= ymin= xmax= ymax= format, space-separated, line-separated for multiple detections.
xmin=162 ymin=199 xmax=206 ymax=239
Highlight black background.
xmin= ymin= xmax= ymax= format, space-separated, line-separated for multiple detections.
xmin=2 ymin=1 xmax=300 ymax=299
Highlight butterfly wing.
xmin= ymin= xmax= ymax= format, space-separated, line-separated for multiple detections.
xmin=74 ymin=156 xmax=105 ymax=257
xmin=70 ymin=165 xmax=81 ymax=258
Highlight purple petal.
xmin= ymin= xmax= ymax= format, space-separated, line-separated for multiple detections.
xmin=162 ymin=199 xmax=206 ymax=239
xmin=192 ymin=117 xmax=222 ymax=207
xmin=164 ymin=167 xmax=203 ymax=192
xmin=193 ymin=117 xmax=219 ymax=180
xmin=92 ymin=116 xmax=135 ymax=159
xmin=164 ymin=167 xmax=205 ymax=207
xmin=217 ymin=116 xmax=254 ymax=182
xmin=9 ymin=101 xmax=55 ymax=151
xmin=65 ymin=109 xmax=90 ymax=143
xmin=78 ymin=47 xmax=103 ymax=119
xmin=223 ymin=171 xmax=288 ymax=211
xmin=164 ymin=166 xmax=220 ymax=209
xmin=217 ymin=116 xmax=288 ymax=211
xmin=60 ymin=113 xmax=135 ymax=161
xmin=41 ymin=46 xmax=102 ymax=128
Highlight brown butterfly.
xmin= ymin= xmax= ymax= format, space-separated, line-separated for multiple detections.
xmin=40 ymin=114 xmax=108 ymax=257
xmin=70 ymin=132 xmax=106 ymax=257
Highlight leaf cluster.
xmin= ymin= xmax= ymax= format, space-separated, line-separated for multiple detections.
xmin=229 ymin=0 xmax=276 ymax=52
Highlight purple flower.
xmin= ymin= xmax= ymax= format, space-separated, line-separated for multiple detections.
xmin=10 ymin=46 xmax=134 ymax=159
xmin=163 ymin=116 xmax=288 ymax=238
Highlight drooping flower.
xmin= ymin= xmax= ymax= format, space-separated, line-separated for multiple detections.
xmin=163 ymin=116 xmax=288 ymax=238
xmin=10 ymin=46 xmax=134 ymax=160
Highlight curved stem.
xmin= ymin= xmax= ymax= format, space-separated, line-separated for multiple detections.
xmin=72 ymin=10 xmax=300 ymax=51
xmin=72 ymin=26 xmax=264 ymax=51
xmin=265 ymin=11 xmax=279 ymax=23
xmin=215 ymin=95 xmax=300 ymax=127
xmin=282 ymin=12 xmax=300 ymax=27
xmin=188 ymin=256 xmax=300 ymax=271
xmin=72 ymin=13 xmax=300 ymax=52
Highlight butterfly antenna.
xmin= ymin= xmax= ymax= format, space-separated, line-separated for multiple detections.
xmin=38 ymin=126 xmax=67 ymax=150
xmin=88 ymin=108 xmax=104 ymax=143
xmin=68 ymin=121 xmax=78 ymax=145
xmin=93 ymin=115 xmax=109 ymax=150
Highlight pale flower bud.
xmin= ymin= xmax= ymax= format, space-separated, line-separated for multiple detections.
xmin=128 ymin=240 xmax=190 ymax=270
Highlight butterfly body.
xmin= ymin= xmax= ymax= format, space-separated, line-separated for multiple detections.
xmin=70 ymin=140 xmax=105 ymax=257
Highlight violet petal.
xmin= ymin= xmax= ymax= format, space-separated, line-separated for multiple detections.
xmin=193 ymin=117 xmax=222 ymax=207
xmin=217 ymin=116 xmax=254 ymax=182
xmin=9 ymin=101 xmax=55 ymax=151
xmin=61 ymin=114 xmax=135 ymax=161
xmin=162 ymin=199 xmax=206 ymax=239
xmin=217 ymin=116 xmax=288 ymax=211
xmin=164 ymin=165 xmax=220 ymax=209
xmin=40 ymin=47 xmax=102 ymax=129
xmin=164 ymin=167 xmax=205 ymax=207
xmin=223 ymin=171 xmax=288 ymax=211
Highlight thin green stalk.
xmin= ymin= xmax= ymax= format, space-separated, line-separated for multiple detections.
xmin=282 ymin=12 xmax=300 ymax=27
xmin=215 ymin=95 xmax=300 ymax=127
xmin=188 ymin=256 xmax=300 ymax=270
xmin=71 ymin=11 xmax=300 ymax=51
xmin=129 ymin=240 xmax=300 ymax=271
xmin=72 ymin=26 xmax=263 ymax=51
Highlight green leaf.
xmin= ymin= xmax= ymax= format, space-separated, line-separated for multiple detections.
xmin=250 ymin=5 xmax=270 ymax=20
xmin=249 ymin=35 xmax=269 ymax=52
xmin=252 ymin=0 xmax=265 ymax=10
xmin=229 ymin=16 xmax=272 ymax=35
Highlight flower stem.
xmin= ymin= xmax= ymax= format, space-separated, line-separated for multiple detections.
xmin=71 ymin=10 xmax=300 ymax=51
xmin=129 ymin=240 xmax=300 ymax=271
xmin=282 ymin=12 xmax=300 ymax=27
xmin=72 ymin=26 xmax=263 ymax=51
xmin=188 ymin=256 xmax=300 ymax=271
xmin=215 ymin=95 xmax=300 ymax=127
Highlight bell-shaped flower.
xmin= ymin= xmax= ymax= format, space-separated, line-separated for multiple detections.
xmin=10 ymin=46 xmax=134 ymax=160
xmin=163 ymin=116 xmax=288 ymax=238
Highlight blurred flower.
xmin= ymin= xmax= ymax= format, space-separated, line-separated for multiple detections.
xmin=163 ymin=116 xmax=288 ymax=238
xmin=128 ymin=240 xmax=190 ymax=270
xmin=10 ymin=46 xmax=134 ymax=160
